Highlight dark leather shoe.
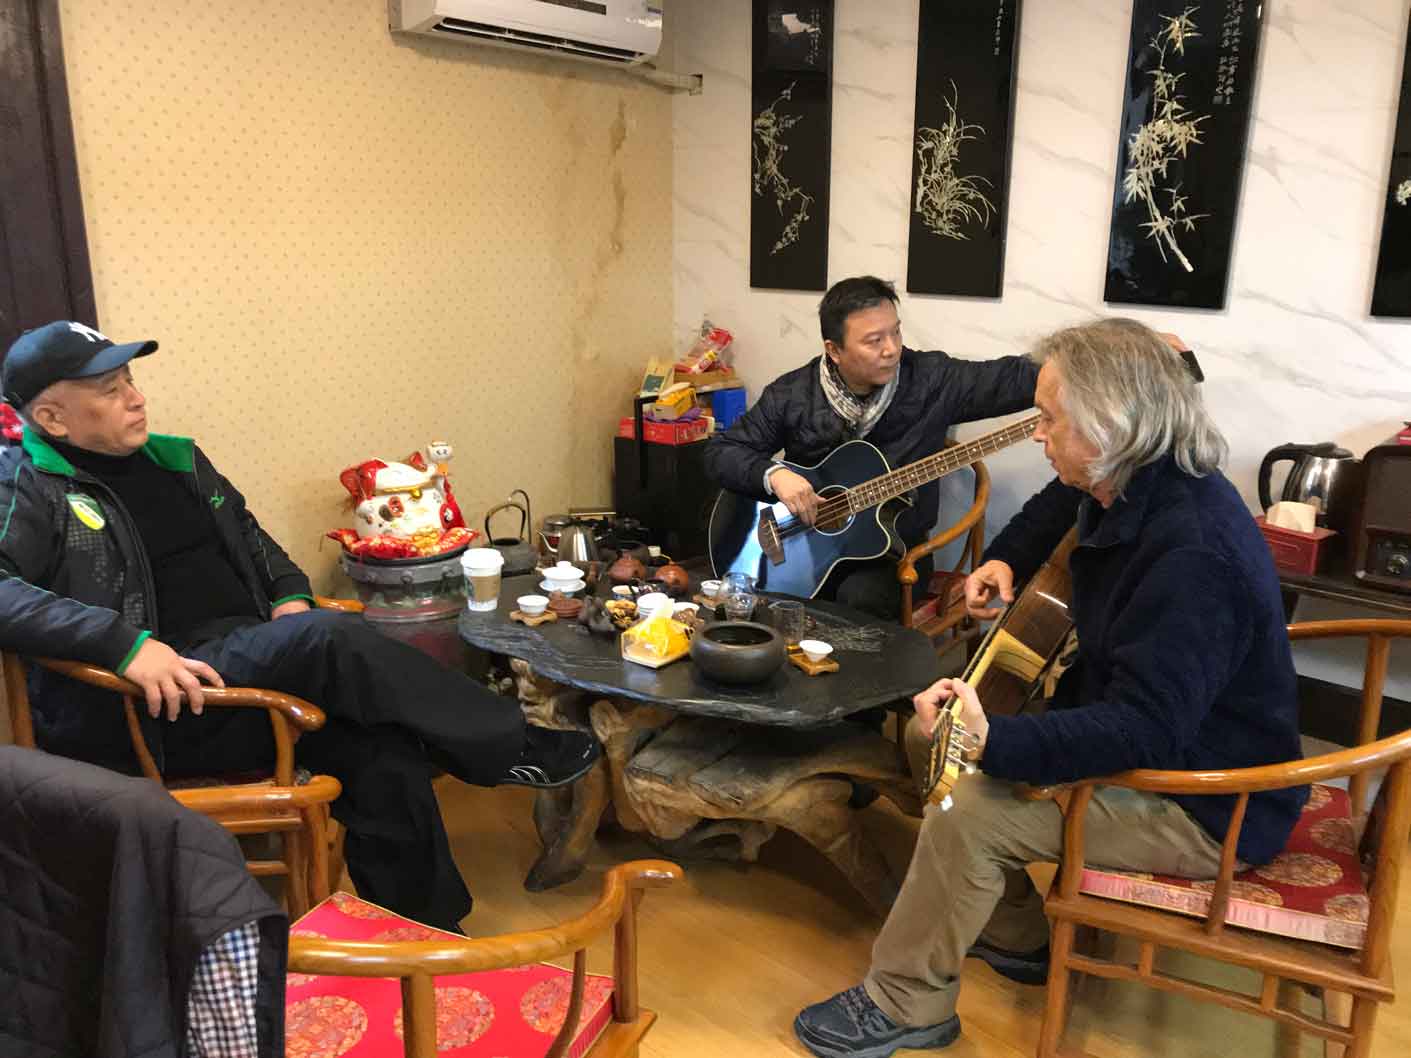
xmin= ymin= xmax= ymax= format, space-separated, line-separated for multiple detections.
xmin=793 ymin=985 xmax=960 ymax=1058
xmin=500 ymin=726 xmax=601 ymax=788
xmin=966 ymin=938 xmax=1050 ymax=985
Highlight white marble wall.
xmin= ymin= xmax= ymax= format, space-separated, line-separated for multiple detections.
xmin=666 ymin=0 xmax=1411 ymax=693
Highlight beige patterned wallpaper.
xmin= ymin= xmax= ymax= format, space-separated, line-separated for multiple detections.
xmin=56 ymin=0 xmax=673 ymax=592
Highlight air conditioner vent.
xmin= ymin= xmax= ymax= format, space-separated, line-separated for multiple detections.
xmin=432 ymin=17 xmax=641 ymax=62
xmin=391 ymin=1 xmax=661 ymax=69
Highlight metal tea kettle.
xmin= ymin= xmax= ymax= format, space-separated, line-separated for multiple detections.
xmin=555 ymin=521 xmax=600 ymax=565
xmin=1257 ymin=442 xmax=1362 ymax=531
xmin=484 ymin=490 xmax=538 ymax=575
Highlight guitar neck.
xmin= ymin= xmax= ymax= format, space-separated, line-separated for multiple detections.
xmin=845 ymin=411 xmax=1039 ymax=514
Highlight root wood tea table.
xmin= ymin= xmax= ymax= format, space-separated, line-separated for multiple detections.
xmin=460 ymin=574 xmax=939 ymax=911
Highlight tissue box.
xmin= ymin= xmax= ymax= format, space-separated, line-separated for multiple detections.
xmin=1256 ymin=515 xmax=1337 ymax=576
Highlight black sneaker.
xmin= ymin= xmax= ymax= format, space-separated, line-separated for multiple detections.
xmin=500 ymin=725 xmax=601 ymax=788
xmin=966 ymin=938 xmax=1050 ymax=985
xmin=793 ymin=985 xmax=960 ymax=1058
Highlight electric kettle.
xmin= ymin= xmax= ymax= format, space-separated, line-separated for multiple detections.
xmin=1257 ymin=442 xmax=1362 ymax=531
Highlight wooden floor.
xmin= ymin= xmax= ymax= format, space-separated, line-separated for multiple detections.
xmin=408 ymin=777 xmax=1411 ymax=1058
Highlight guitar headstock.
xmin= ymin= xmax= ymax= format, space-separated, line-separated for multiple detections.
xmin=923 ymin=697 xmax=976 ymax=811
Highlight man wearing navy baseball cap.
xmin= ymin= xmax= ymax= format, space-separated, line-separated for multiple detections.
xmin=0 ymin=320 xmax=600 ymax=932
xmin=3 ymin=320 xmax=158 ymax=408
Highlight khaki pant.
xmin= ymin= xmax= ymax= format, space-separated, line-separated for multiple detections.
xmin=863 ymin=744 xmax=1224 ymax=1028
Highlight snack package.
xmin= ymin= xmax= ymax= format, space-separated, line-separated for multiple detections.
xmin=622 ymin=614 xmax=690 ymax=659
xmin=675 ymin=320 xmax=734 ymax=374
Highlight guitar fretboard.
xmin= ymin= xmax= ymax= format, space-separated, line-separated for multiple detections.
xmin=845 ymin=411 xmax=1040 ymax=514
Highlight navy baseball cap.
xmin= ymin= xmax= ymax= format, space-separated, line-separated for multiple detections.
xmin=2 ymin=321 xmax=157 ymax=407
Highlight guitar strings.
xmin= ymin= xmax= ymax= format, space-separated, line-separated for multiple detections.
xmin=768 ymin=413 xmax=1039 ymax=541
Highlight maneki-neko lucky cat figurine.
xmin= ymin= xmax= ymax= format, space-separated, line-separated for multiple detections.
xmin=327 ymin=443 xmax=472 ymax=560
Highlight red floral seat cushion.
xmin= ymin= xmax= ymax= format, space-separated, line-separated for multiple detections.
xmin=1078 ymin=783 xmax=1368 ymax=949
xmin=286 ymin=892 xmax=615 ymax=1057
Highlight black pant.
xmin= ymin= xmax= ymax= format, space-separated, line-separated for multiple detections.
xmin=160 ymin=611 xmax=524 ymax=930
xmin=818 ymin=553 xmax=933 ymax=621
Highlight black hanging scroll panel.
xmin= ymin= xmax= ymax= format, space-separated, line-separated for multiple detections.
xmin=750 ymin=1 xmax=833 ymax=292
xmin=1104 ymin=1 xmax=1264 ymax=309
xmin=905 ymin=0 xmax=1022 ymax=298
xmin=1371 ymin=10 xmax=1411 ymax=318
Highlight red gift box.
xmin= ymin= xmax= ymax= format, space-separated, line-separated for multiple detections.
xmin=1256 ymin=515 xmax=1337 ymax=576
xmin=616 ymin=416 xmax=710 ymax=445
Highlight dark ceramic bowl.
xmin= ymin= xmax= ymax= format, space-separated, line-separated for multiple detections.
xmin=689 ymin=620 xmax=786 ymax=686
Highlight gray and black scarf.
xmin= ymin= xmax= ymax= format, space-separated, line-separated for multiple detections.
xmin=819 ymin=356 xmax=898 ymax=438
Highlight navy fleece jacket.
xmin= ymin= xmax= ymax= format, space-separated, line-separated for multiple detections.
xmin=981 ymin=456 xmax=1307 ymax=865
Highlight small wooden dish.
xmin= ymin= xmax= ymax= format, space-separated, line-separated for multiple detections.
xmin=787 ymin=645 xmax=839 ymax=676
xmin=510 ymin=609 xmax=558 ymax=627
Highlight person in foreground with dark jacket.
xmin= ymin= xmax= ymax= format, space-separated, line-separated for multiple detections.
xmin=793 ymin=318 xmax=1306 ymax=1058
xmin=0 ymin=320 xmax=601 ymax=934
xmin=0 ymin=745 xmax=287 ymax=1057
xmin=703 ymin=275 xmax=1037 ymax=618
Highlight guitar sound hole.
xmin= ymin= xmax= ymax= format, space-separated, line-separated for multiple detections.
xmin=814 ymin=485 xmax=851 ymax=536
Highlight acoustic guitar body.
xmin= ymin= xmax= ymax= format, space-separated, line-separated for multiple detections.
xmin=707 ymin=440 xmax=894 ymax=598
xmin=925 ymin=527 xmax=1079 ymax=808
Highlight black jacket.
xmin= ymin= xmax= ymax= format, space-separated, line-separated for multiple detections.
xmin=0 ymin=746 xmax=287 ymax=1057
xmin=0 ymin=430 xmax=313 ymax=771
xmin=703 ymin=349 xmax=1038 ymax=547
xmin=982 ymin=459 xmax=1307 ymax=865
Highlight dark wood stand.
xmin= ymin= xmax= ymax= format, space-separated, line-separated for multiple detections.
xmin=1278 ymin=553 xmax=1411 ymax=742
xmin=1278 ymin=553 xmax=1411 ymax=621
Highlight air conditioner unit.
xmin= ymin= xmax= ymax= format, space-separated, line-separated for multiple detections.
xmin=390 ymin=0 xmax=662 ymax=67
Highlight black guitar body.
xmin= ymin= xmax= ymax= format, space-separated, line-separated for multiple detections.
xmin=707 ymin=440 xmax=895 ymax=598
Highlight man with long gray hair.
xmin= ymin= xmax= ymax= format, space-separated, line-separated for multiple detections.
xmin=794 ymin=318 xmax=1304 ymax=1058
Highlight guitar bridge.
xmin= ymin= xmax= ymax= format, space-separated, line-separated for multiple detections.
xmin=757 ymin=508 xmax=785 ymax=566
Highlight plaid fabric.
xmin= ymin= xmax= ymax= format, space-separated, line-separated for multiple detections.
xmin=185 ymin=920 xmax=262 ymax=1057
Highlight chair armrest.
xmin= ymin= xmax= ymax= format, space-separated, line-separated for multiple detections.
xmin=32 ymin=658 xmax=327 ymax=732
xmin=1014 ymin=783 xmax=1071 ymax=802
xmin=287 ymin=859 xmax=682 ymax=977
xmin=315 ymin=596 xmax=365 ymax=614
xmin=897 ymin=460 xmax=991 ymax=586
xmin=1069 ymin=726 xmax=1411 ymax=796
xmin=170 ymin=774 xmax=342 ymax=814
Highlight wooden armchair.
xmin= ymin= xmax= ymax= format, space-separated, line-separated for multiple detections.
xmin=1037 ymin=618 xmax=1411 ymax=1058
xmin=287 ymin=859 xmax=682 ymax=1058
xmin=1 ymin=595 xmax=364 ymax=915
xmin=898 ymin=456 xmax=990 ymax=660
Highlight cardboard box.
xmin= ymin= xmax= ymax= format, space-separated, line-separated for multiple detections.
xmin=650 ymin=381 xmax=697 ymax=421
xmin=674 ymin=367 xmax=740 ymax=391
xmin=616 ymin=416 xmax=711 ymax=445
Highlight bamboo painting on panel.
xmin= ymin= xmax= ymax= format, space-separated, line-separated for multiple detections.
xmin=1104 ymin=2 xmax=1264 ymax=309
xmin=906 ymin=0 xmax=1023 ymax=298
xmin=1372 ymin=9 xmax=1411 ymax=317
xmin=751 ymin=0 xmax=834 ymax=291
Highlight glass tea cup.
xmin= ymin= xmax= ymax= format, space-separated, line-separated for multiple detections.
xmin=769 ymin=600 xmax=807 ymax=645
xmin=721 ymin=571 xmax=758 ymax=620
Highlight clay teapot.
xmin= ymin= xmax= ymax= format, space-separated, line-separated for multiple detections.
xmin=608 ymin=551 xmax=647 ymax=585
xmin=649 ymin=562 xmax=691 ymax=597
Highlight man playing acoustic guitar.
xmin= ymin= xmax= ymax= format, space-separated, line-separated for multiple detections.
xmin=794 ymin=318 xmax=1305 ymax=1058
xmin=704 ymin=275 xmax=1037 ymax=618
